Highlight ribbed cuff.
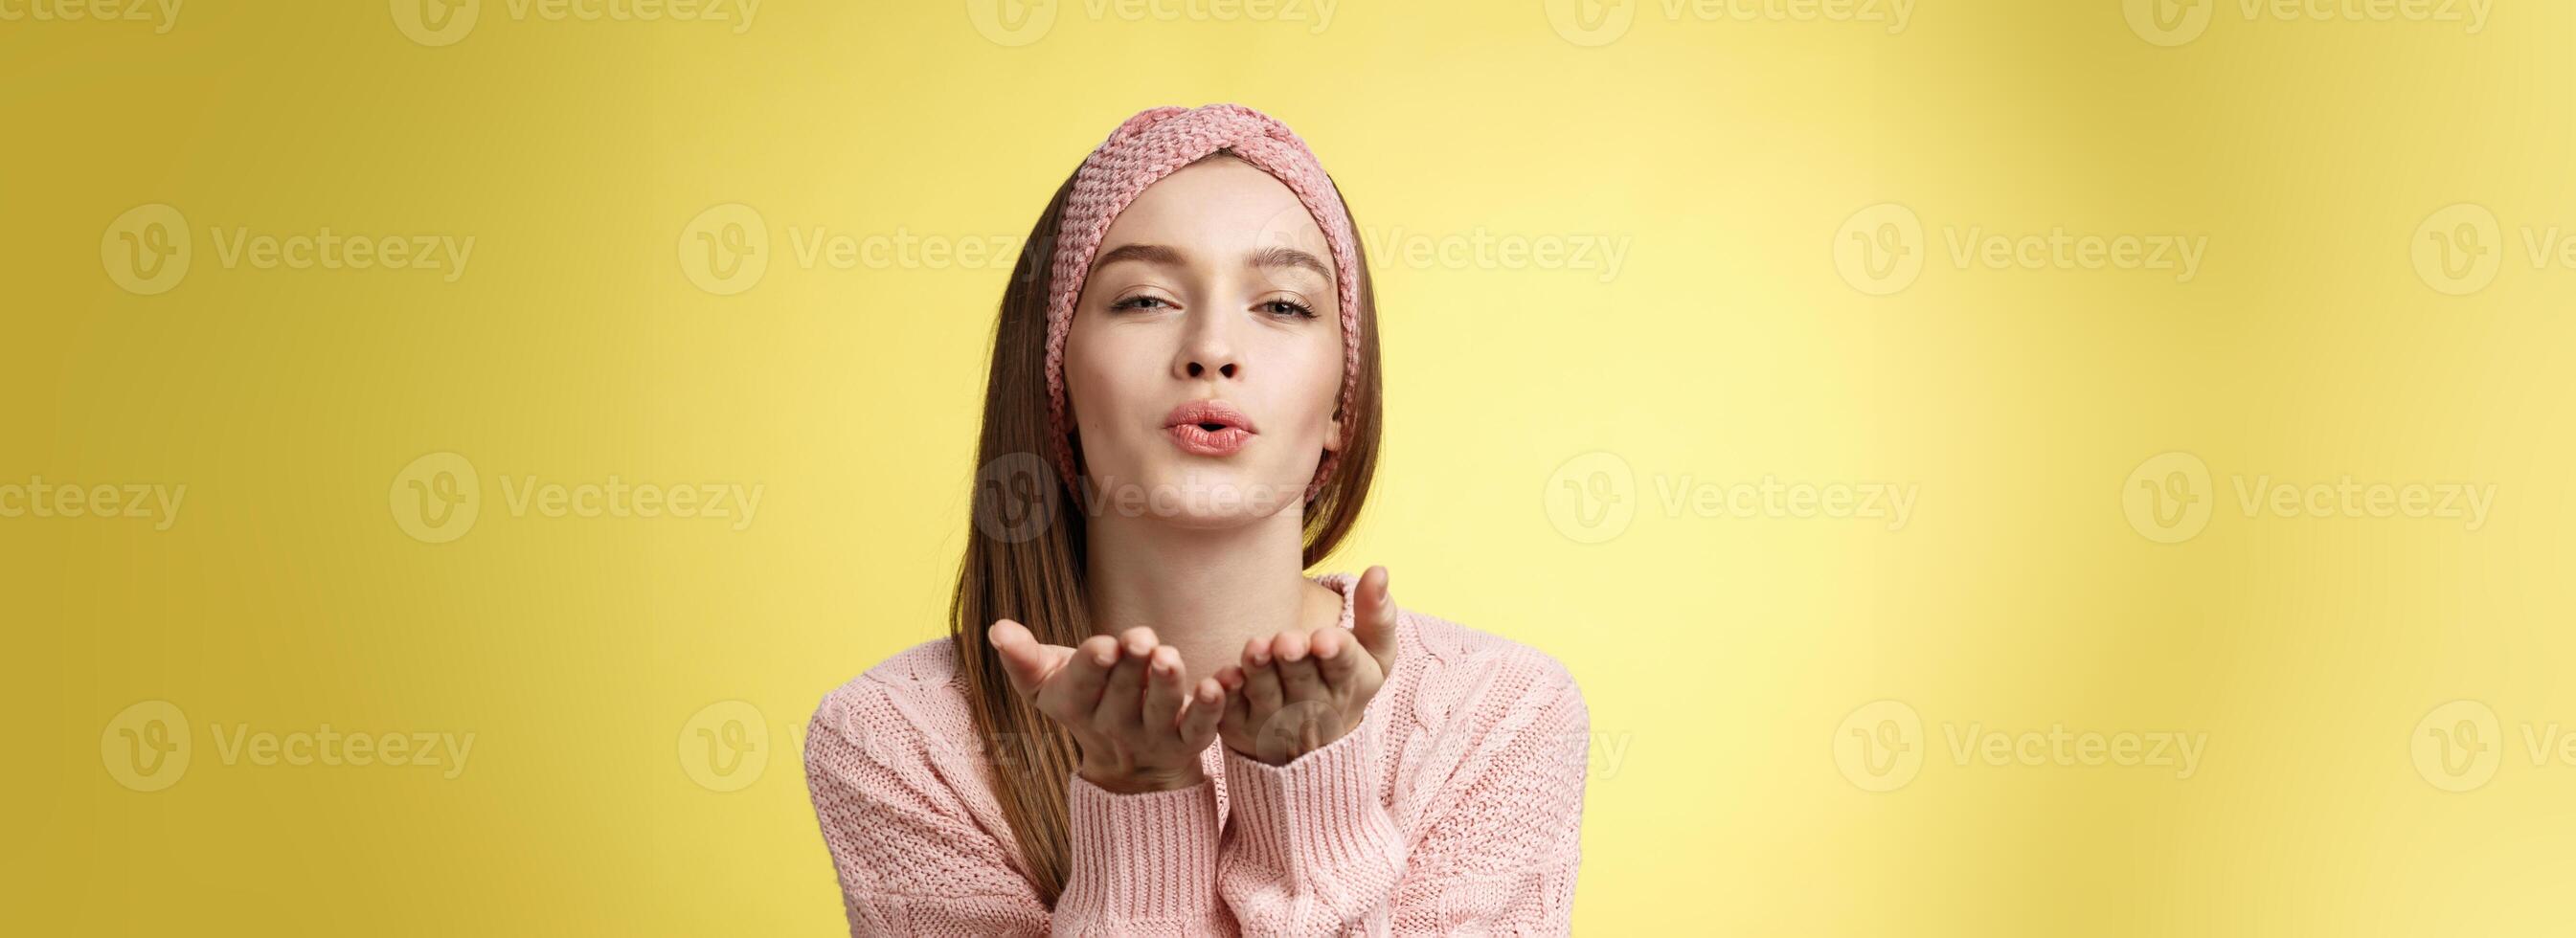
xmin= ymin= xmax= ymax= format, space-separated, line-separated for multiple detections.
xmin=1221 ymin=714 xmax=1406 ymax=882
xmin=1058 ymin=773 xmax=1223 ymax=922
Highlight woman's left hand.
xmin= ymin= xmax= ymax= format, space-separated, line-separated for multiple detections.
xmin=1215 ymin=566 xmax=1402 ymax=765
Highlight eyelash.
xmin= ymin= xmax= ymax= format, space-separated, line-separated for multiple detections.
xmin=1261 ymin=299 xmax=1320 ymax=320
xmin=1110 ymin=296 xmax=1320 ymax=320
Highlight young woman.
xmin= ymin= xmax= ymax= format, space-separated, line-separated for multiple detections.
xmin=802 ymin=103 xmax=1590 ymax=936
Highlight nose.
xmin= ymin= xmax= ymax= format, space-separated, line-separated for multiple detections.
xmin=1176 ymin=308 xmax=1240 ymax=381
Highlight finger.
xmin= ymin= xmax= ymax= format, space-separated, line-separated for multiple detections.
xmin=1179 ymin=677 xmax=1225 ymax=748
xmin=1242 ymin=642 xmax=1284 ymax=715
xmin=1274 ymin=630 xmax=1326 ymax=703
xmin=1119 ymin=625 xmax=1161 ymax=659
xmin=986 ymin=619 xmax=1047 ymax=699
xmin=1042 ymin=635 xmax=1119 ymax=721
xmin=1220 ymin=670 xmax=1252 ymax=739
xmin=1096 ymin=637 xmax=1152 ymax=732
xmin=1213 ymin=664 xmax=1248 ymax=719
xmin=990 ymin=620 xmax=1077 ymax=697
xmin=1350 ymin=565 xmax=1400 ymax=672
xmin=1310 ymin=624 xmax=1361 ymax=694
xmin=1141 ymin=645 xmax=1189 ymax=739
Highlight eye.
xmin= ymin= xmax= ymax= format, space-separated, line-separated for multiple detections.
xmin=1260 ymin=299 xmax=1319 ymax=320
xmin=1110 ymin=294 xmax=1174 ymax=311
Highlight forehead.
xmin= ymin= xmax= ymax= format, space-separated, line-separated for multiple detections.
xmin=1099 ymin=155 xmax=1330 ymax=256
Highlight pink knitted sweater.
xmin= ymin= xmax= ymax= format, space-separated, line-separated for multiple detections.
xmin=802 ymin=571 xmax=1590 ymax=936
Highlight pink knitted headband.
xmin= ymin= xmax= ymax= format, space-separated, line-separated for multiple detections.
xmin=1042 ymin=103 xmax=1364 ymax=503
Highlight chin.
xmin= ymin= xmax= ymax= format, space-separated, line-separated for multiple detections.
xmin=1094 ymin=462 xmax=1306 ymax=527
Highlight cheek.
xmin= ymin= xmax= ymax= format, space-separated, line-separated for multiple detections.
xmin=1063 ymin=322 xmax=1151 ymax=436
xmin=1276 ymin=329 xmax=1346 ymax=431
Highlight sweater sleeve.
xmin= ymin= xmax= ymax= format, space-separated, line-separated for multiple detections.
xmin=1216 ymin=660 xmax=1590 ymax=936
xmin=802 ymin=682 xmax=1238 ymax=937
xmin=803 ymin=685 xmax=1051 ymax=936
xmin=1057 ymin=773 xmax=1235 ymax=935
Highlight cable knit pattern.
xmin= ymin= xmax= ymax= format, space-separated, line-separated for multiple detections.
xmin=802 ymin=571 xmax=1590 ymax=936
xmin=1040 ymin=103 xmax=1366 ymax=504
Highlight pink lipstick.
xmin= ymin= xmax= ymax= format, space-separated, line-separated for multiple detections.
xmin=1164 ymin=399 xmax=1256 ymax=458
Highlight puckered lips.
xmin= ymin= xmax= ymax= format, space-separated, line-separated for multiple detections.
xmin=1164 ymin=399 xmax=1255 ymax=458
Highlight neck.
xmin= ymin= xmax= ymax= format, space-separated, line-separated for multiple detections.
xmin=1081 ymin=499 xmax=1329 ymax=681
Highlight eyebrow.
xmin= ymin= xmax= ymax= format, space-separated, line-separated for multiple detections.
xmin=1093 ymin=242 xmax=1334 ymax=284
xmin=1094 ymin=243 xmax=1186 ymax=270
xmin=1249 ymin=244 xmax=1333 ymax=282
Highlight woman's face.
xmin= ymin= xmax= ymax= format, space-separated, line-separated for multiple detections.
xmin=1062 ymin=155 xmax=1345 ymax=526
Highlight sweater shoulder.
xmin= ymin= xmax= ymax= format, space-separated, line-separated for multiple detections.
xmin=1394 ymin=607 xmax=1584 ymax=722
xmin=804 ymin=636 xmax=975 ymax=761
xmin=1401 ymin=608 xmax=1576 ymax=685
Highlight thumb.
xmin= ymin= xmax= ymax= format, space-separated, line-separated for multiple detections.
xmin=1351 ymin=566 xmax=1400 ymax=672
xmin=986 ymin=619 xmax=1064 ymax=699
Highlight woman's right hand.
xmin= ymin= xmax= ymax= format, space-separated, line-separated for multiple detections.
xmin=987 ymin=621 xmax=1226 ymax=794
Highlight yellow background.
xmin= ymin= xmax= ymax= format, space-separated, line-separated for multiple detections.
xmin=11 ymin=0 xmax=2575 ymax=934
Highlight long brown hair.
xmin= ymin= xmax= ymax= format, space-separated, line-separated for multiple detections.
xmin=947 ymin=151 xmax=1383 ymax=904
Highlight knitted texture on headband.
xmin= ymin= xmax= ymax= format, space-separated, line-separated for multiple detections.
xmin=1041 ymin=103 xmax=1363 ymax=503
